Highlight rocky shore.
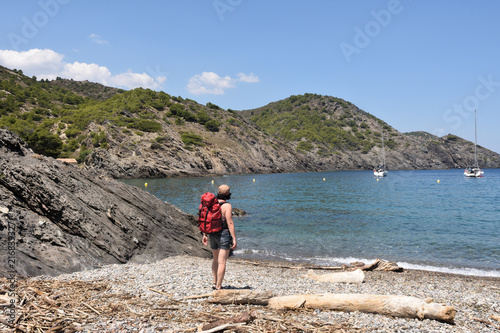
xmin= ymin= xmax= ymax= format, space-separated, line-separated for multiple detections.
xmin=0 ymin=129 xmax=209 ymax=277
xmin=4 ymin=255 xmax=498 ymax=332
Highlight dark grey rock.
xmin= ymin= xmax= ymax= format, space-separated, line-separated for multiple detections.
xmin=232 ymin=208 xmax=247 ymax=217
xmin=0 ymin=129 xmax=209 ymax=277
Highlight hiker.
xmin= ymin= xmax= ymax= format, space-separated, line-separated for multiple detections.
xmin=202 ymin=184 xmax=237 ymax=290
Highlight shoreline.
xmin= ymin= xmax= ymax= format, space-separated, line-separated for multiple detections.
xmin=232 ymin=252 xmax=500 ymax=278
xmin=7 ymin=254 xmax=499 ymax=332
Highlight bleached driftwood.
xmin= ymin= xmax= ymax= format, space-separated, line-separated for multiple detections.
xmin=304 ymin=268 xmax=365 ymax=284
xmin=311 ymin=259 xmax=403 ymax=272
xmin=207 ymin=289 xmax=273 ymax=305
xmin=207 ymin=290 xmax=455 ymax=323
xmin=267 ymin=294 xmax=456 ymax=323
xmin=197 ymin=310 xmax=258 ymax=332
xmin=0 ymin=294 xmax=14 ymax=307
xmin=358 ymin=259 xmax=403 ymax=272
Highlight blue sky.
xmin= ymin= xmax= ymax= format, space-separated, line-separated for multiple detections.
xmin=1 ymin=0 xmax=500 ymax=154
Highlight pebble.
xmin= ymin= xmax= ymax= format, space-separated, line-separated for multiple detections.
xmin=38 ymin=255 xmax=500 ymax=332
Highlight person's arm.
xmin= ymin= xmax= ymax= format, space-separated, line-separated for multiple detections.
xmin=224 ymin=203 xmax=237 ymax=250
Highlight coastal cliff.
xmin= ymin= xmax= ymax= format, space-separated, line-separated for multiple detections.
xmin=0 ymin=129 xmax=209 ymax=277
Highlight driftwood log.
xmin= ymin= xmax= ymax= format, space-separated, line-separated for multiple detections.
xmin=304 ymin=268 xmax=365 ymax=283
xmin=207 ymin=289 xmax=273 ymax=305
xmin=269 ymin=294 xmax=455 ymax=323
xmin=357 ymin=259 xmax=403 ymax=272
xmin=208 ymin=290 xmax=455 ymax=323
xmin=198 ymin=310 xmax=258 ymax=332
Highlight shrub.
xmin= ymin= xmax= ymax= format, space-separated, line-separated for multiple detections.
xmin=206 ymin=102 xmax=221 ymax=110
xmin=63 ymin=139 xmax=79 ymax=152
xmin=297 ymin=141 xmax=313 ymax=152
xmin=196 ymin=111 xmax=211 ymax=124
xmin=77 ymin=145 xmax=92 ymax=163
xmin=180 ymin=132 xmax=204 ymax=147
xmin=204 ymin=120 xmax=220 ymax=132
xmin=126 ymin=119 xmax=162 ymax=132
xmin=91 ymin=131 xmax=107 ymax=147
xmin=65 ymin=126 xmax=81 ymax=138
xmin=26 ymin=130 xmax=63 ymax=157
xmin=168 ymin=104 xmax=184 ymax=116
xmin=227 ymin=118 xmax=241 ymax=126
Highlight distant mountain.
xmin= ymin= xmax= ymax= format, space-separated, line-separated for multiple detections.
xmin=1 ymin=65 xmax=499 ymax=178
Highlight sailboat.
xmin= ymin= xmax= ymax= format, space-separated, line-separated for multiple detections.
xmin=374 ymin=127 xmax=388 ymax=177
xmin=464 ymin=110 xmax=484 ymax=178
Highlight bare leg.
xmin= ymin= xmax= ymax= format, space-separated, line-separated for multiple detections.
xmin=211 ymin=249 xmax=220 ymax=286
xmin=215 ymin=249 xmax=230 ymax=290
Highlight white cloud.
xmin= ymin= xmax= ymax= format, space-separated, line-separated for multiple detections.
xmin=89 ymin=33 xmax=109 ymax=45
xmin=187 ymin=72 xmax=235 ymax=95
xmin=62 ymin=62 xmax=111 ymax=82
xmin=187 ymin=71 xmax=259 ymax=95
xmin=110 ymin=71 xmax=167 ymax=90
xmin=0 ymin=48 xmax=64 ymax=74
xmin=0 ymin=48 xmax=166 ymax=90
xmin=237 ymin=72 xmax=259 ymax=83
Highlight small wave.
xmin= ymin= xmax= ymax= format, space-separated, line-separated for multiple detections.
xmin=396 ymin=262 xmax=500 ymax=278
xmin=319 ymin=257 xmax=500 ymax=277
xmin=235 ymin=250 xmax=500 ymax=277
xmin=233 ymin=249 xmax=300 ymax=262
xmin=303 ymin=256 xmax=500 ymax=277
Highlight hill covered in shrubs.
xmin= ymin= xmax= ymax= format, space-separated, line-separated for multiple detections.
xmin=1 ymin=65 xmax=499 ymax=178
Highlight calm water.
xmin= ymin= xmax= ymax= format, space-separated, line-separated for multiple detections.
xmin=121 ymin=169 xmax=500 ymax=277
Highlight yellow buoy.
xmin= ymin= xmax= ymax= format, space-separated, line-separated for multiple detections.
xmin=211 ymin=180 xmax=214 ymax=184
xmin=437 ymin=180 xmax=440 ymax=183
xmin=376 ymin=178 xmax=379 ymax=182
xmin=253 ymin=179 xmax=256 ymax=183
xmin=323 ymin=178 xmax=325 ymax=181
xmin=145 ymin=183 xmax=148 ymax=187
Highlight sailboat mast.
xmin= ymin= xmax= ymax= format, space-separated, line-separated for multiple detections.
xmin=474 ymin=110 xmax=478 ymax=167
xmin=382 ymin=127 xmax=386 ymax=167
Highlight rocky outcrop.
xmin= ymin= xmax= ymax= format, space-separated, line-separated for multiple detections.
xmin=81 ymin=128 xmax=500 ymax=179
xmin=77 ymin=106 xmax=500 ymax=179
xmin=0 ymin=129 xmax=210 ymax=277
xmin=81 ymin=121 xmax=320 ymax=179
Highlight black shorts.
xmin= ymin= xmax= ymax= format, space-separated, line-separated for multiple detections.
xmin=209 ymin=229 xmax=232 ymax=250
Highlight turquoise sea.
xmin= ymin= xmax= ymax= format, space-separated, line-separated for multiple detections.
xmin=122 ymin=169 xmax=500 ymax=277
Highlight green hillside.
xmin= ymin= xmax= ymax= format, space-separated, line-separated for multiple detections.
xmin=2 ymin=65 xmax=499 ymax=176
xmin=241 ymin=93 xmax=397 ymax=154
xmin=0 ymin=65 xmax=247 ymax=160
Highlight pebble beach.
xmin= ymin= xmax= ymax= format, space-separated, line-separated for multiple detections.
xmin=15 ymin=255 xmax=496 ymax=332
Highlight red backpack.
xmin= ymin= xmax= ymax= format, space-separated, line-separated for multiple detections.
xmin=198 ymin=192 xmax=222 ymax=234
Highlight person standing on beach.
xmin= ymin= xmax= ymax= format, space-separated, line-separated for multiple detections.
xmin=202 ymin=184 xmax=237 ymax=290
